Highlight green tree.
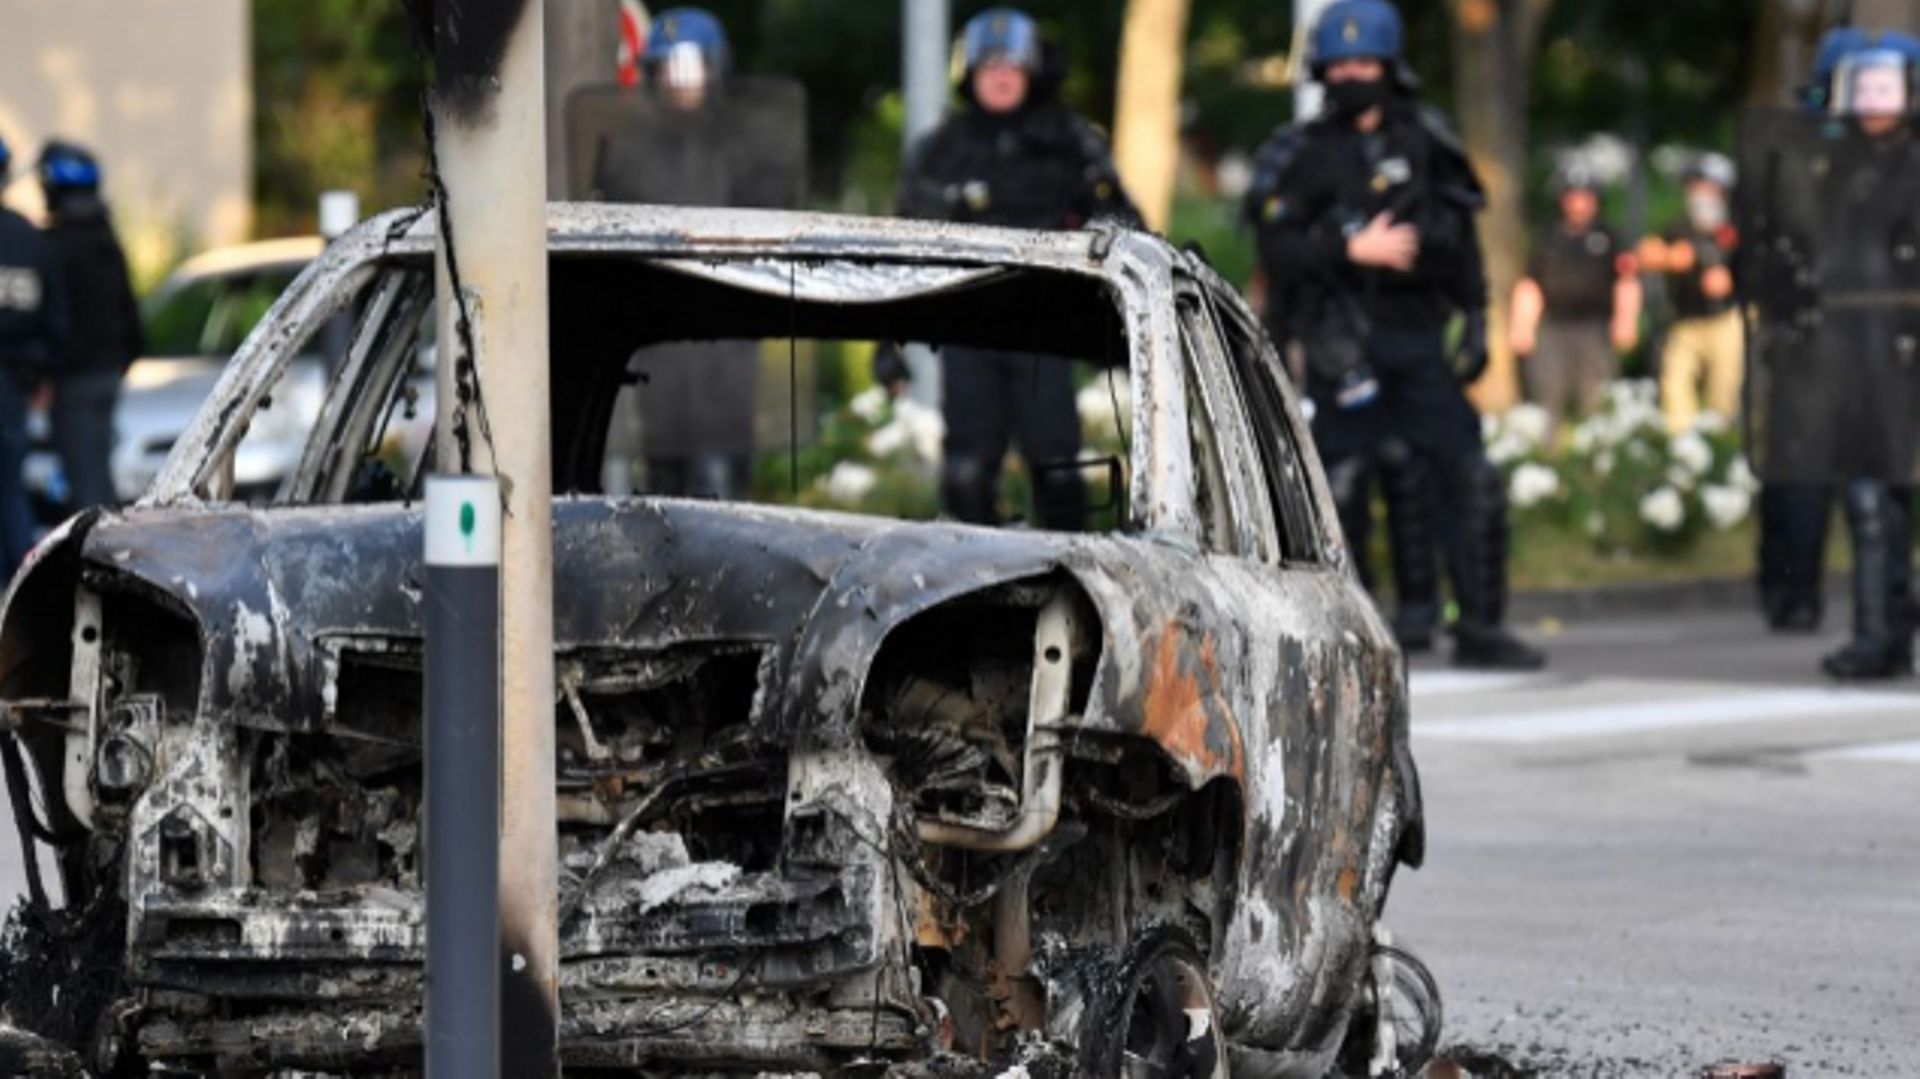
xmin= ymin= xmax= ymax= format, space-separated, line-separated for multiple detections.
xmin=253 ymin=0 xmax=427 ymax=236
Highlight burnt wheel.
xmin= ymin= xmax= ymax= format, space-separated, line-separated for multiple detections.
xmin=1081 ymin=928 xmax=1229 ymax=1079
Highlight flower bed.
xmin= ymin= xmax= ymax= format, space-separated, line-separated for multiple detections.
xmin=1488 ymin=381 xmax=1758 ymax=559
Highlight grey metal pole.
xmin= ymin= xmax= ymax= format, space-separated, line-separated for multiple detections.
xmin=901 ymin=0 xmax=950 ymax=406
xmin=903 ymin=0 xmax=951 ymax=147
xmin=423 ymin=476 xmax=502 ymax=1079
xmin=426 ymin=0 xmax=561 ymax=1074
xmin=1293 ymin=0 xmax=1337 ymax=121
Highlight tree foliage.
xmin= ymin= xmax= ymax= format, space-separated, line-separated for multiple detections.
xmin=250 ymin=0 xmax=1793 ymax=237
xmin=254 ymin=0 xmax=428 ymax=235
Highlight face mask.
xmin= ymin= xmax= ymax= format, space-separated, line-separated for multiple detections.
xmin=1324 ymin=78 xmax=1391 ymax=119
xmin=1687 ymin=193 xmax=1727 ymax=232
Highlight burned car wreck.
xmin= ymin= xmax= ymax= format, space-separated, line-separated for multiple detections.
xmin=0 ymin=204 xmax=1430 ymax=1077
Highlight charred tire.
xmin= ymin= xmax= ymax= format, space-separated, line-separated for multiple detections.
xmin=1336 ymin=941 xmax=1443 ymax=1078
xmin=1078 ymin=927 xmax=1228 ymax=1079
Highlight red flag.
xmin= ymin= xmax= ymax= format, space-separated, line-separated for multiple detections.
xmin=617 ymin=0 xmax=651 ymax=88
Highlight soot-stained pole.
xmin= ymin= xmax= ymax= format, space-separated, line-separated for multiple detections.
xmin=424 ymin=0 xmax=561 ymax=1074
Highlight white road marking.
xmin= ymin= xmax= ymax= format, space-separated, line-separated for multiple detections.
xmin=1812 ymin=739 xmax=1920 ymax=764
xmin=1416 ymin=688 xmax=1920 ymax=744
xmin=1408 ymin=670 xmax=1555 ymax=699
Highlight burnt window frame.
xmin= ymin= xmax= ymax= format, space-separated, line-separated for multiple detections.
xmin=283 ymin=250 xmax=1154 ymax=531
xmin=1172 ymin=283 xmax=1279 ymax=560
xmin=1195 ymin=273 xmax=1328 ymax=566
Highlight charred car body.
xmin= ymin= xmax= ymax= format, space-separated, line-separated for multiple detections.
xmin=0 ymin=205 xmax=1429 ymax=1076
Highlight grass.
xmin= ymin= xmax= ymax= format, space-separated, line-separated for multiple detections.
xmin=1508 ymin=519 xmax=1759 ymax=592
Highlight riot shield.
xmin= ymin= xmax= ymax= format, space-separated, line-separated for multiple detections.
xmin=567 ymin=78 xmax=813 ymax=472
xmin=562 ymin=76 xmax=808 ymax=208
xmin=1739 ymin=109 xmax=1920 ymax=485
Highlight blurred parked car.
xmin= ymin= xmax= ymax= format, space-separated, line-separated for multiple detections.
xmin=25 ymin=237 xmax=356 ymax=515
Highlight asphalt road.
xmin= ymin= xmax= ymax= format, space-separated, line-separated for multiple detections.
xmin=3 ymin=602 xmax=1915 ymax=1077
xmin=1399 ymin=604 xmax=1920 ymax=1077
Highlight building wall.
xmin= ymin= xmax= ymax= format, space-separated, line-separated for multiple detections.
xmin=0 ymin=0 xmax=251 ymax=283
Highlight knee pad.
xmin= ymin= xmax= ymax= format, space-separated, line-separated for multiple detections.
xmin=942 ymin=455 xmax=998 ymax=524
xmin=1325 ymin=456 xmax=1372 ymax=513
xmin=1033 ymin=470 xmax=1088 ymax=531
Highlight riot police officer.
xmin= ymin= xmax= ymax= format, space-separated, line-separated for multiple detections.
xmin=0 ymin=134 xmax=67 ymax=573
xmin=591 ymin=8 xmax=769 ymax=501
xmin=1246 ymin=0 xmax=1543 ymax=669
xmin=38 ymin=140 xmax=142 ymax=511
xmin=1742 ymin=37 xmax=1920 ymax=678
xmin=1754 ymin=27 xmax=1865 ymax=634
xmin=893 ymin=7 xmax=1139 ymax=529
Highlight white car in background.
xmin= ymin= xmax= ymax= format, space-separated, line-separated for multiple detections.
xmin=113 ymin=237 xmax=334 ymax=501
xmin=27 ymin=236 xmax=374 ymax=513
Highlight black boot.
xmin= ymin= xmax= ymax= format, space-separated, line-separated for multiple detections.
xmin=1441 ymin=453 xmax=1546 ymax=671
xmin=1381 ymin=440 xmax=1441 ymax=652
xmin=1452 ymin=621 xmax=1547 ymax=670
xmin=1760 ymin=483 xmax=1831 ymax=633
xmin=940 ymin=454 xmax=1001 ymax=525
xmin=1823 ymin=483 xmax=1914 ymax=680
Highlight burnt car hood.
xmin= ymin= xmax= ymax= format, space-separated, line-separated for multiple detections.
xmin=74 ymin=498 xmax=1116 ymax=739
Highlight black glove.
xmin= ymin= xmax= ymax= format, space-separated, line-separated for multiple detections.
xmin=1303 ymin=332 xmax=1380 ymax=412
xmin=1453 ymin=310 xmax=1489 ymax=384
xmin=945 ymin=180 xmax=992 ymax=215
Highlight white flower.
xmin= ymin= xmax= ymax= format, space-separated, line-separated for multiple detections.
xmin=894 ymin=398 xmax=946 ymax=462
xmin=866 ymin=397 xmax=945 ymax=462
xmin=867 ymin=421 xmax=909 ymax=458
xmin=1509 ymin=462 xmax=1561 ymax=508
xmin=823 ymin=461 xmax=878 ymax=504
xmin=1510 ymin=463 xmax=1560 ymax=507
xmin=1600 ymin=379 xmax=1664 ymax=438
xmin=1586 ymin=511 xmax=1606 ymax=537
xmin=1569 ymin=421 xmax=1599 ymax=455
xmin=1593 ymin=449 xmax=1615 ymax=477
xmin=1666 ymin=464 xmax=1696 ymax=492
xmin=1702 ymin=484 xmax=1752 ymax=530
xmin=1638 ymin=486 xmax=1687 ymax=532
xmin=1670 ymin=431 xmax=1713 ymax=477
xmin=1077 ymin=372 xmax=1132 ymax=434
xmin=849 ymin=385 xmax=889 ymax=425
xmin=1503 ymin=403 xmax=1554 ymax=450
xmin=1486 ymin=431 xmax=1530 ymax=466
xmin=1727 ymin=455 xmax=1761 ymax=495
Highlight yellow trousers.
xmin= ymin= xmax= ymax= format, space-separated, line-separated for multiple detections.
xmin=1661 ymin=309 xmax=1744 ymax=433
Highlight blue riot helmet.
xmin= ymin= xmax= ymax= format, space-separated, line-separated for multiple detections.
xmin=1311 ymin=0 xmax=1404 ymax=69
xmin=37 ymin=140 xmax=101 ymax=192
xmin=960 ymin=8 xmax=1042 ymax=75
xmin=1803 ymin=27 xmax=1867 ymax=112
xmin=643 ymin=8 xmax=729 ymax=80
xmin=1871 ymin=29 xmax=1920 ymax=66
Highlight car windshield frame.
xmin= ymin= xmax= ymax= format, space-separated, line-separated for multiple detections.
xmin=151 ymin=206 xmax=1205 ymax=541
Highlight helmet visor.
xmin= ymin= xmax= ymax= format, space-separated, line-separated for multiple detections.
xmin=1832 ymin=50 xmax=1912 ymax=118
xmin=661 ymin=41 xmax=711 ymax=93
xmin=962 ymin=10 xmax=1041 ymax=73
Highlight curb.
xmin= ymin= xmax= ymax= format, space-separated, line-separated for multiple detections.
xmin=1510 ymin=573 xmax=1848 ymax=621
